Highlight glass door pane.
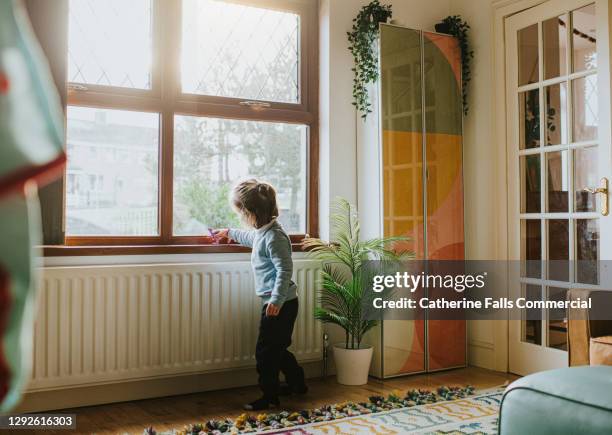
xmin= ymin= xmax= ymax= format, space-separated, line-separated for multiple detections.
xmin=547 ymin=286 xmax=568 ymax=350
xmin=548 ymin=219 xmax=569 ymax=281
xmin=543 ymin=14 xmax=567 ymax=79
xmin=546 ymin=150 xmax=568 ymax=212
xmin=572 ymin=75 xmax=598 ymax=142
xmin=518 ymin=24 xmax=539 ymax=85
xmin=519 ymin=90 xmax=541 ymax=149
xmin=521 ymin=220 xmax=542 ymax=278
xmin=516 ymin=3 xmax=599 ymax=351
xmin=520 ymin=155 xmax=541 ymax=213
xmin=574 ymin=147 xmax=598 ymax=212
xmin=576 ymin=219 xmax=599 ymax=284
xmin=522 ymin=284 xmax=542 ymax=345
xmin=544 ymin=83 xmax=568 ymax=146
xmin=572 ymin=4 xmax=597 ymax=72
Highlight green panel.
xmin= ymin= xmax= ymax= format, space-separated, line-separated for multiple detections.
xmin=423 ymin=32 xmax=462 ymax=136
xmin=380 ymin=24 xmax=422 ymax=133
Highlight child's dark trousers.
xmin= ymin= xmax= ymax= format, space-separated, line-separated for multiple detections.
xmin=256 ymin=298 xmax=305 ymax=400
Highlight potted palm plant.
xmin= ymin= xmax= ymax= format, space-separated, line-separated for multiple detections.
xmin=302 ymin=199 xmax=411 ymax=385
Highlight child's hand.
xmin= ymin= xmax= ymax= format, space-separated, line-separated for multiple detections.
xmin=265 ymin=303 xmax=280 ymax=317
xmin=210 ymin=228 xmax=231 ymax=244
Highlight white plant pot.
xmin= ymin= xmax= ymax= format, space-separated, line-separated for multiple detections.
xmin=333 ymin=344 xmax=373 ymax=385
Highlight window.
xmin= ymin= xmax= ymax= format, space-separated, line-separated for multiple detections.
xmin=65 ymin=107 xmax=159 ymax=236
xmin=181 ymin=0 xmax=300 ymax=103
xmin=68 ymin=0 xmax=153 ymax=89
xmin=173 ymin=116 xmax=307 ymax=235
xmin=65 ymin=0 xmax=317 ymax=248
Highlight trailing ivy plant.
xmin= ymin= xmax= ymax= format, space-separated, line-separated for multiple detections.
xmin=347 ymin=0 xmax=392 ymax=119
xmin=435 ymin=16 xmax=474 ymax=115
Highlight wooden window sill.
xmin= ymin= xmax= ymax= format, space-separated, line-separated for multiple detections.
xmin=41 ymin=243 xmax=307 ymax=257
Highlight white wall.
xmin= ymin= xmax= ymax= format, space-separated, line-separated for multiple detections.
xmin=456 ymin=0 xmax=498 ymax=264
xmin=454 ymin=0 xmax=504 ymax=371
xmin=320 ymin=0 xmax=505 ymax=370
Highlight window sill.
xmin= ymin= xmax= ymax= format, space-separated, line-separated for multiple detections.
xmin=41 ymin=243 xmax=307 ymax=257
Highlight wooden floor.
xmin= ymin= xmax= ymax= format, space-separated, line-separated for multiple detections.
xmin=29 ymin=367 xmax=517 ymax=435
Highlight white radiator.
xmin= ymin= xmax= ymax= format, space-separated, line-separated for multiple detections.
xmin=28 ymin=260 xmax=322 ymax=392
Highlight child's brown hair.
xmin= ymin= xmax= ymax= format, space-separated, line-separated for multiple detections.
xmin=231 ymin=179 xmax=279 ymax=229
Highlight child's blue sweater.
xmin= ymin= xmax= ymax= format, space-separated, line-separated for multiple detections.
xmin=229 ymin=220 xmax=297 ymax=306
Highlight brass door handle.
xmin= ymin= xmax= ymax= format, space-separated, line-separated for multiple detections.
xmin=583 ymin=177 xmax=609 ymax=216
xmin=583 ymin=187 xmax=606 ymax=194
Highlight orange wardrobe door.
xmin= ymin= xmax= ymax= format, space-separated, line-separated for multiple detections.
xmin=424 ymin=31 xmax=466 ymax=371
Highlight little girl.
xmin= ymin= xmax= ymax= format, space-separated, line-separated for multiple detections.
xmin=213 ymin=179 xmax=307 ymax=411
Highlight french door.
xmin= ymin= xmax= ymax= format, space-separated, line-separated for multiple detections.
xmin=506 ymin=0 xmax=612 ymax=374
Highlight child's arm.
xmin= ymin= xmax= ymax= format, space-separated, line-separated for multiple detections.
xmin=228 ymin=228 xmax=256 ymax=248
xmin=266 ymin=235 xmax=293 ymax=307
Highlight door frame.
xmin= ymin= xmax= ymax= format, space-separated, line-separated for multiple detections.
xmin=490 ymin=0 xmax=549 ymax=374
xmin=492 ymin=0 xmax=612 ymax=373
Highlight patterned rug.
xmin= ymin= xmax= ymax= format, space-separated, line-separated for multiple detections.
xmin=144 ymin=386 xmax=504 ymax=435
xmin=265 ymin=388 xmax=503 ymax=434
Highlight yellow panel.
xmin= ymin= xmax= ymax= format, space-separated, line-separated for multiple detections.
xmin=426 ymin=133 xmax=464 ymax=260
xmin=382 ymin=130 xmax=424 ymax=259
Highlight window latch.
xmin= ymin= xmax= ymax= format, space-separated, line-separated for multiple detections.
xmin=68 ymin=83 xmax=89 ymax=92
xmin=239 ymin=100 xmax=271 ymax=110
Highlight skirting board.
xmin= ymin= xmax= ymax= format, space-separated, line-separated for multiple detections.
xmin=468 ymin=340 xmax=496 ymax=371
xmin=16 ymin=360 xmax=324 ymax=413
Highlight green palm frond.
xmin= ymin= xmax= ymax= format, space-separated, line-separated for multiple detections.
xmin=321 ymin=262 xmax=349 ymax=284
xmin=314 ymin=307 xmax=351 ymax=330
xmin=303 ymin=198 xmax=415 ymax=349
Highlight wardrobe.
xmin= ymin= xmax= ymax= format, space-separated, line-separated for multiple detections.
xmin=358 ymin=24 xmax=466 ymax=378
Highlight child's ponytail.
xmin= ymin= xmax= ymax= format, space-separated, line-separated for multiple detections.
xmin=231 ymin=179 xmax=279 ymax=229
